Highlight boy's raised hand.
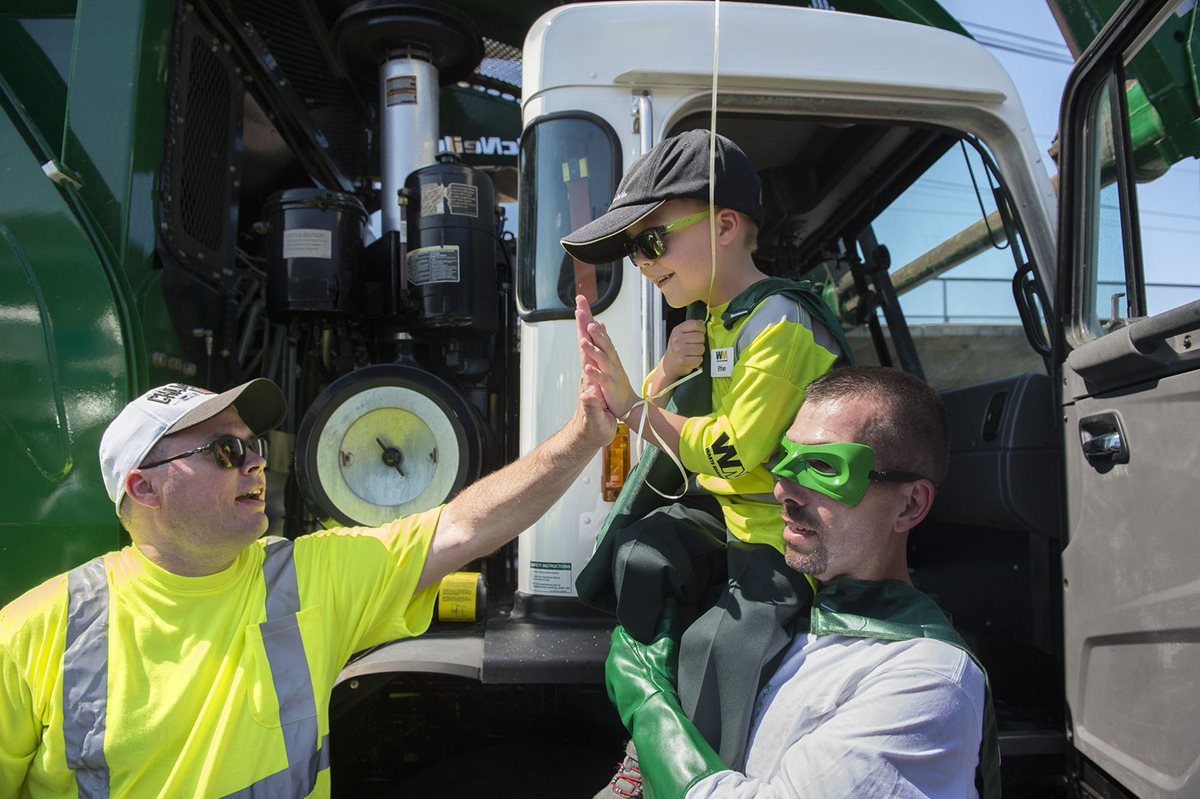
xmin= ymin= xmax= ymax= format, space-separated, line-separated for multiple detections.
xmin=661 ymin=319 xmax=705 ymax=382
xmin=576 ymin=295 xmax=637 ymax=419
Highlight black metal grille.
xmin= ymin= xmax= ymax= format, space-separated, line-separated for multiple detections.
xmin=159 ymin=2 xmax=243 ymax=279
xmin=180 ymin=36 xmax=233 ymax=252
xmin=477 ymin=37 xmax=521 ymax=90
xmin=236 ymin=0 xmax=345 ymax=105
xmin=231 ymin=0 xmax=368 ymax=177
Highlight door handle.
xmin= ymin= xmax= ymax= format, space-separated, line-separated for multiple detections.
xmin=1079 ymin=413 xmax=1129 ymax=466
xmin=1082 ymin=432 xmax=1123 ymax=458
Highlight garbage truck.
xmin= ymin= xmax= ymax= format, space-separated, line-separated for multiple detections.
xmin=2 ymin=0 xmax=1197 ymax=795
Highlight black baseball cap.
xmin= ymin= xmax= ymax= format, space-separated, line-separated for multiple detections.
xmin=560 ymin=129 xmax=764 ymax=264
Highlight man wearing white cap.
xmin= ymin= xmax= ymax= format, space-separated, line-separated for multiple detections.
xmin=0 ymin=361 xmax=614 ymax=796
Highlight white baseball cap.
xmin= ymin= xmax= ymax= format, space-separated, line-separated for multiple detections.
xmin=99 ymin=378 xmax=287 ymax=514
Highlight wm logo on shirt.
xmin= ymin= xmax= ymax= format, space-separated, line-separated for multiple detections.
xmin=706 ymin=433 xmax=743 ymax=476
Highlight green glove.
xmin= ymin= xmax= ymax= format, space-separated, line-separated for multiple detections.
xmin=605 ymin=603 xmax=727 ymax=799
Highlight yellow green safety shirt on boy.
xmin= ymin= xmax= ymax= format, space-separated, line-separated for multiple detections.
xmin=0 ymin=505 xmax=442 ymax=798
xmin=677 ymin=295 xmax=839 ymax=551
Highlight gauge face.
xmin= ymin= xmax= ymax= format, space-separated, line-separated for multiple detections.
xmin=297 ymin=366 xmax=481 ymax=528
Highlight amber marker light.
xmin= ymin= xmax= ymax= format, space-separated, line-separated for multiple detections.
xmin=602 ymin=423 xmax=631 ymax=501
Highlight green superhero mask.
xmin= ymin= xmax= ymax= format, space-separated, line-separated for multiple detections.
xmin=770 ymin=440 xmax=927 ymax=506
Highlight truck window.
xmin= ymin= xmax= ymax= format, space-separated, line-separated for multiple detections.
xmin=849 ymin=141 xmax=1046 ymax=390
xmin=516 ymin=114 xmax=621 ymax=319
xmin=1077 ymin=3 xmax=1200 ymax=339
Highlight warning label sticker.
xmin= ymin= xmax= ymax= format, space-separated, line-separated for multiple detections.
xmin=419 ymin=182 xmax=479 ymax=218
xmin=407 ymin=245 xmax=461 ymax=285
xmin=385 ymin=75 xmax=417 ymax=107
xmin=420 ymin=185 xmax=444 ymax=218
xmin=529 ymin=561 xmax=573 ymax=595
xmin=437 ymin=572 xmax=478 ymax=622
xmin=282 ymin=228 xmax=332 ymax=259
xmin=446 ymin=183 xmax=478 ymax=217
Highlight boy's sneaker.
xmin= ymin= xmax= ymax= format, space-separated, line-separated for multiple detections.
xmin=594 ymin=740 xmax=642 ymax=798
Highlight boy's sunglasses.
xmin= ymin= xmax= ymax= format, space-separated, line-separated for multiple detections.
xmin=624 ymin=209 xmax=710 ymax=264
xmin=140 ymin=434 xmax=268 ymax=471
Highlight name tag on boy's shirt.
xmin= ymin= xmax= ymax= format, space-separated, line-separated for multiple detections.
xmin=711 ymin=347 xmax=734 ymax=378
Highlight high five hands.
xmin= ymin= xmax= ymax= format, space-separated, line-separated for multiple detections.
xmin=576 ymin=295 xmax=638 ymax=420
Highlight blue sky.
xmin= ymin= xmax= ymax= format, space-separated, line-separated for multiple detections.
xmin=939 ymin=0 xmax=1074 ymax=173
xmin=883 ymin=0 xmax=1199 ymax=318
xmin=878 ymin=0 xmax=1076 ymax=323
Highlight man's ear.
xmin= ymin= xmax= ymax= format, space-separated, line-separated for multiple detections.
xmin=125 ymin=469 xmax=163 ymax=509
xmin=893 ymin=480 xmax=936 ymax=535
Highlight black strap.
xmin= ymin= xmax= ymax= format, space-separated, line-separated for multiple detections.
xmin=676 ymin=541 xmax=813 ymax=769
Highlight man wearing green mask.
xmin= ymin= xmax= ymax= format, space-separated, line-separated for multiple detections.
xmin=606 ymin=366 xmax=1000 ymax=798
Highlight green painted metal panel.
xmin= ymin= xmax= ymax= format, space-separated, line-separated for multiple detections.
xmin=1051 ymin=0 xmax=1200 ymax=172
xmin=63 ymin=0 xmax=172 ymax=294
xmin=0 ymin=97 xmax=127 ymax=605
xmin=0 ymin=0 xmax=177 ymax=604
xmin=1 ymin=0 xmax=77 ymax=15
xmin=0 ymin=16 xmax=74 ymax=155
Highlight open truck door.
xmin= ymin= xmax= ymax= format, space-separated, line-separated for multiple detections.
xmin=1056 ymin=0 xmax=1200 ymax=795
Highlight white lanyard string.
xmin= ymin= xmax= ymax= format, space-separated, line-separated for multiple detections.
xmin=621 ymin=366 xmax=703 ymax=499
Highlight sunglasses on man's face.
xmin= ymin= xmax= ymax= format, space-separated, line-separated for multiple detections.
xmin=140 ymin=434 xmax=268 ymax=471
xmin=623 ymin=209 xmax=710 ymax=265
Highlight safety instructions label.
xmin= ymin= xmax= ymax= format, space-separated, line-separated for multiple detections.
xmin=420 ymin=182 xmax=479 ymax=218
xmin=529 ymin=561 xmax=573 ymax=595
xmin=282 ymin=228 xmax=332 ymax=259
xmin=407 ymin=245 xmax=460 ymax=285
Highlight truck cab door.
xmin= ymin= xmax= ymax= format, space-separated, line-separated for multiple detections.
xmin=1056 ymin=0 xmax=1200 ymax=795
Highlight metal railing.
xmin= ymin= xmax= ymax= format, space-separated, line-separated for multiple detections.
xmin=892 ymin=277 xmax=1200 ymax=324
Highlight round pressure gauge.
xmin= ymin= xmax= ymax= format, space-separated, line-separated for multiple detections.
xmin=295 ymin=364 xmax=483 ymax=527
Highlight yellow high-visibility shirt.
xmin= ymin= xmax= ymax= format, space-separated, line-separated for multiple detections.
xmin=0 ymin=506 xmax=442 ymax=798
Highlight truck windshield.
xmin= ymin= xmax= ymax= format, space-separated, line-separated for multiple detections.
xmin=516 ymin=115 xmax=621 ymax=319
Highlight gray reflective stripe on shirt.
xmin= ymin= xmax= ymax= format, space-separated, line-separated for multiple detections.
xmin=733 ymin=294 xmax=840 ymax=362
xmin=262 ymin=537 xmax=301 ymax=622
xmin=239 ymin=537 xmax=324 ymax=796
xmin=64 ymin=557 xmax=111 ymax=799
xmin=60 ymin=542 xmax=327 ymax=798
xmin=219 ymin=734 xmax=331 ymax=799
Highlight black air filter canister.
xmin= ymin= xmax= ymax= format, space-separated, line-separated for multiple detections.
xmin=263 ymin=189 xmax=366 ymax=319
xmin=405 ymin=155 xmax=497 ymax=337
